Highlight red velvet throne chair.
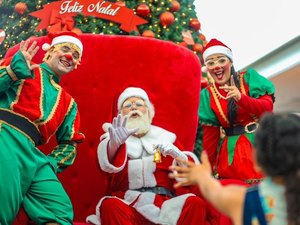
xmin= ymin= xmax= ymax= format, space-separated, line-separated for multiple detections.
xmin=5 ymin=34 xmax=201 ymax=224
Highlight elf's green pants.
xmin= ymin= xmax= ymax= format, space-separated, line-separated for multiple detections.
xmin=0 ymin=123 xmax=73 ymax=225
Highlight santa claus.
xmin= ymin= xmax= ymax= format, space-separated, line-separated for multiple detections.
xmin=86 ymin=87 xmax=207 ymax=225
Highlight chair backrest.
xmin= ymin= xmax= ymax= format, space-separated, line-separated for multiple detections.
xmin=5 ymin=34 xmax=201 ymax=222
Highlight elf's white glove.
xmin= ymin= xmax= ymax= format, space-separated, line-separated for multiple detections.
xmin=156 ymin=143 xmax=188 ymax=161
xmin=108 ymin=114 xmax=138 ymax=156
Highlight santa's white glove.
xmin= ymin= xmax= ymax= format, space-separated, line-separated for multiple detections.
xmin=108 ymin=114 xmax=139 ymax=155
xmin=156 ymin=143 xmax=188 ymax=161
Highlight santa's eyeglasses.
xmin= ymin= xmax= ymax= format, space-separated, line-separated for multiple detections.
xmin=205 ymin=57 xmax=229 ymax=69
xmin=122 ymin=99 xmax=146 ymax=109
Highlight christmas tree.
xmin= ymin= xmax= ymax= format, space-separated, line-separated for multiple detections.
xmin=0 ymin=0 xmax=207 ymax=59
xmin=0 ymin=0 xmax=205 ymax=155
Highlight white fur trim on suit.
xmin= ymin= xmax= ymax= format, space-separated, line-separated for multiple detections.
xmin=86 ymin=196 xmax=129 ymax=225
xmin=117 ymin=125 xmax=176 ymax=158
xmin=159 ymin=193 xmax=195 ymax=225
xmin=133 ymin=192 xmax=160 ymax=223
xmin=128 ymin=156 xmax=157 ymax=189
xmin=203 ymin=45 xmax=233 ymax=61
xmin=97 ymin=138 xmax=127 ymax=173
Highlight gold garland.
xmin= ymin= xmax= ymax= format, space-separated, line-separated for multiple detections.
xmin=209 ymin=85 xmax=230 ymax=125
xmin=211 ymin=82 xmax=227 ymax=100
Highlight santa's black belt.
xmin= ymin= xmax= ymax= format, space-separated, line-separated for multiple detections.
xmin=223 ymin=122 xmax=258 ymax=136
xmin=0 ymin=109 xmax=42 ymax=146
xmin=133 ymin=186 xmax=175 ymax=198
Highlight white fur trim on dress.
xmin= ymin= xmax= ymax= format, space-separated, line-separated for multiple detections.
xmin=97 ymin=138 xmax=127 ymax=173
xmin=158 ymin=193 xmax=195 ymax=225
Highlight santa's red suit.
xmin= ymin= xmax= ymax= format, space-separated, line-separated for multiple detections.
xmin=86 ymin=125 xmax=208 ymax=225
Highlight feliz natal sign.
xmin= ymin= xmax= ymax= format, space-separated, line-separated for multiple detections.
xmin=29 ymin=0 xmax=148 ymax=33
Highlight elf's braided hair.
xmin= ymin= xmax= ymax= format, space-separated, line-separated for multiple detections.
xmin=227 ymin=64 xmax=240 ymax=125
xmin=254 ymin=112 xmax=300 ymax=225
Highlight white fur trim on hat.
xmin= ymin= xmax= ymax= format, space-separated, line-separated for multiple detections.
xmin=42 ymin=43 xmax=51 ymax=51
xmin=42 ymin=35 xmax=83 ymax=55
xmin=52 ymin=35 xmax=83 ymax=53
xmin=118 ymin=87 xmax=149 ymax=111
xmin=203 ymin=46 xmax=233 ymax=61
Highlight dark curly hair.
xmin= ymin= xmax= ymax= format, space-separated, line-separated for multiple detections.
xmin=254 ymin=112 xmax=300 ymax=225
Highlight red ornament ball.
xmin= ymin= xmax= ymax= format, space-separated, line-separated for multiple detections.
xmin=170 ymin=1 xmax=180 ymax=12
xmin=198 ymin=33 xmax=206 ymax=41
xmin=136 ymin=4 xmax=150 ymax=17
xmin=142 ymin=30 xmax=155 ymax=38
xmin=189 ymin=18 xmax=201 ymax=31
xmin=15 ymin=2 xmax=27 ymax=15
xmin=71 ymin=28 xmax=82 ymax=35
xmin=178 ymin=42 xmax=188 ymax=48
xmin=193 ymin=43 xmax=203 ymax=53
xmin=160 ymin=12 xmax=175 ymax=27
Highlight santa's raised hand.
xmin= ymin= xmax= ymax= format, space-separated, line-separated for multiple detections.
xmin=220 ymin=75 xmax=241 ymax=101
xmin=107 ymin=114 xmax=138 ymax=160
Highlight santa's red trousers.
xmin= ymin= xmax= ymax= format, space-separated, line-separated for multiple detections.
xmin=100 ymin=196 xmax=207 ymax=225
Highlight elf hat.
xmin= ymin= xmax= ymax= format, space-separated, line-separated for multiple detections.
xmin=117 ymin=87 xmax=150 ymax=111
xmin=42 ymin=31 xmax=83 ymax=56
xmin=202 ymin=38 xmax=233 ymax=73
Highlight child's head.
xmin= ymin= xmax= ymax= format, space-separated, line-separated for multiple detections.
xmin=254 ymin=112 xmax=300 ymax=225
xmin=254 ymin=112 xmax=300 ymax=176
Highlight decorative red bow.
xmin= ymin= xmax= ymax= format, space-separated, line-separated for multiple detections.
xmin=47 ymin=10 xmax=75 ymax=33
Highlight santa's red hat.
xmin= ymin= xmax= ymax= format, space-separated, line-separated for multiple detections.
xmin=202 ymin=38 xmax=233 ymax=73
xmin=42 ymin=31 xmax=83 ymax=56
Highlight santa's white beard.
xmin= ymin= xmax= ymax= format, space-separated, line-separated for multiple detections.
xmin=126 ymin=110 xmax=151 ymax=135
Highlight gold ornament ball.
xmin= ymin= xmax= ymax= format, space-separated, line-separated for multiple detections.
xmin=15 ymin=2 xmax=28 ymax=15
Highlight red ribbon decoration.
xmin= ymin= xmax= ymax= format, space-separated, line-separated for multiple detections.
xmin=47 ymin=9 xmax=75 ymax=33
xmin=29 ymin=0 xmax=148 ymax=33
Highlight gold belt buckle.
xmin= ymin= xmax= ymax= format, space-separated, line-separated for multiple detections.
xmin=244 ymin=122 xmax=258 ymax=133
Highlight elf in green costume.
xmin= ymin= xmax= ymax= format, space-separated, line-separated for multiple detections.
xmin=199 ymin=38 xmax=275 ymax=185
xmin=0 ymin=32 xmax=85 ymax=225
